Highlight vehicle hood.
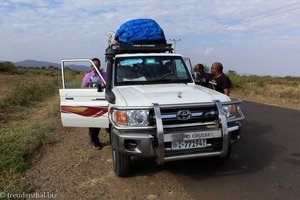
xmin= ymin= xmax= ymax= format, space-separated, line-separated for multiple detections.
xmin=113 ymin=84 xmax=230 ymax=107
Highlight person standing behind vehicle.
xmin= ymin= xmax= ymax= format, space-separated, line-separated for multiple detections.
xmin=194 ymin=63 xmax=212 ymax=87
xmin=209 ymin=62 xmax=232 ymax=96
xmin=82 ymin=58 xmax=106 ymax=150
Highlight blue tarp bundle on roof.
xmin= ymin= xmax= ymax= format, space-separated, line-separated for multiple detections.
xmin=115 ymin=18 xmax=166 ymax=44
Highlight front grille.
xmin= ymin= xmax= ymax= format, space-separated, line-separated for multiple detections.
xmin=150 ymin=104 xmax=222 ymax=155
xmin=150 ymin=105 xmax=219 ymax=127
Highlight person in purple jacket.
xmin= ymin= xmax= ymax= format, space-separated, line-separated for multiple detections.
xmin=82 ymin=58 xmax=106 ymax=88
xmin=82 ymin=58 xmax=106 ymax=149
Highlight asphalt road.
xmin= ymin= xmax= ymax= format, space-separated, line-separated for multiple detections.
xmin=160 ymin=101 xmax=300 ymax=200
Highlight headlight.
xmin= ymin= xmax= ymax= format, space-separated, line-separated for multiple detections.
xmin=223 ymin=104 xmax=243 ymax=120
xmin=112 ymin=109 xmax=149 ymax=127
xmin=223 ymin=105 xmax=233 ymax=118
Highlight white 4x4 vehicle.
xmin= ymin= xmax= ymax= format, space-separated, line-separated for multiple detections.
xmin=59 ymin=43 xmax=244 ymax=177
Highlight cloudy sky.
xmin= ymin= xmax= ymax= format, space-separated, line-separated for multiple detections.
xmin=1 ymin=0 xmax=300 ymax=76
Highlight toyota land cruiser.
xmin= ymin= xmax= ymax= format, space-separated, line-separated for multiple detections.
xmin=59 ymin=43 xmax=244 ymax=177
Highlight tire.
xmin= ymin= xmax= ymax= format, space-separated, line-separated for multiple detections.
xmin=112 ymin=139 xmax=130 ymax=177
xmin=108 ymin=126 xmax=112 ymax=145
xmin=109 ymin=131 xmax=112 ymax=145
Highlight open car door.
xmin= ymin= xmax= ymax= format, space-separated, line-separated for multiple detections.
xmin=59 ymin=59 xmax=109 ymax=128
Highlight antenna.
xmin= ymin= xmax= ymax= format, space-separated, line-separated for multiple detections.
xmin=169 ymin=38 xmax=181 ymax=53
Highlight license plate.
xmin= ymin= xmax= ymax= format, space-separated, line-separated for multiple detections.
xmin=171 ymin=139 xmax=207 ymax=150
xmin=164 ymin=129 xmax=221 ymax=142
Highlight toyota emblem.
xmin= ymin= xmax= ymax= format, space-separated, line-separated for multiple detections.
xmin=176 ymin=110 xmax=192 ymax=121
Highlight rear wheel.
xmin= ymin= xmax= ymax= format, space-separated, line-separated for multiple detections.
xmin=112 ymin=138 xmax=130 ymax=177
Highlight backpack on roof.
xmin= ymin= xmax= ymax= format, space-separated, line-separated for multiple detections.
xmin=114 ymin=18 xmax=166 ymax=44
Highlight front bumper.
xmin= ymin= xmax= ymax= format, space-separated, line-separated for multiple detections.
xmin=112 ymin=128 xmax=156 ymax=157
xmin=112 ymin=121 xmax=242 ymax=161
xmin=111 ymin=99 xmax=244 ymax=165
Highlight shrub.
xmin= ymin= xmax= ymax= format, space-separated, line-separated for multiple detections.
xmin=227 ymin=74 xmax=247 ymax=89
xmin=0 ymin=62 xmax=16 ymax=73
xmin=2 ymin=81 xmax=56 ymax=107
xmin=256 ymin=79 xmax=265 ymax=87
xmin=3 ymin=74 xmax=60 ymax=106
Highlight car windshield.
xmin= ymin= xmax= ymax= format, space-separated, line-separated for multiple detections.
xmin=114 ymin=56 xmax=193 ymax=86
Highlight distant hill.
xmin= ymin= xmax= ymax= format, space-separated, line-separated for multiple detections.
xmin=14 ymin=60 xmax=60 ymax=68
xmin=13 ymin=60 xmax=89 ymax=71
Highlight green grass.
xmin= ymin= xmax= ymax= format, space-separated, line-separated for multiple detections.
xmin=1 ymin=81 xmax=57 ymax=107
xmin=228 ymin=74 xmax=300 ymax=110
xmin=0 ymin=96 xmax=61 ymax=196
xmin=64 ymin=68 xmax=85 ymax=88
xmin=0 ymin=63 xmax=64 ymax=196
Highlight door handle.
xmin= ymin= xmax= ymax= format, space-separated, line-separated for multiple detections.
xmin=92 ymin=98 xmax=105 ymax=101
xmin=65 ymin=97 xmax=74 ymax=100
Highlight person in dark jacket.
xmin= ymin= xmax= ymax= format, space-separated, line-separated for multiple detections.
xmin=194 ymin=63 xmax=212 ymax=87
xmin=209 ymin=62 xmax=232 ymax=96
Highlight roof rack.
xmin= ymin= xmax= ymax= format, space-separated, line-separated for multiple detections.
xmin=105 ymin=43 xmax=173 ymax=57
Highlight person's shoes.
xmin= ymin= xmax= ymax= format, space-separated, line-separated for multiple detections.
xmin=89 ymin=142 xmax=103 ymax=150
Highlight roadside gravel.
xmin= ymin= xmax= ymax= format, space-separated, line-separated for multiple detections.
xmin=25 ymin=127 xmax=192 ymax=200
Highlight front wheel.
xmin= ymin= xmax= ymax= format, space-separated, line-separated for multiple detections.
xmin=112 ymin=139 xmax=130 ymax=177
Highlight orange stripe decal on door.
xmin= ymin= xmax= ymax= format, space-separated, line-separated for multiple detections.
xmin=61 ymin=106 xmax=108 ymax=117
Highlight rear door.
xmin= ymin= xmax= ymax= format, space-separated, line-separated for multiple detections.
xmin=59 ymin=59 xmax=109 ymax=128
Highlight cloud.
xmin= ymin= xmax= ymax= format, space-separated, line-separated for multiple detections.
xmin=1 ymin=0 xmax=300 ymax=76
xmin=203 ymin=47 xmax=214 ymax=56
xmin=2 ymin=1 xmax=299 ymax=37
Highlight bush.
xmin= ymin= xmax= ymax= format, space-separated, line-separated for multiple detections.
xmin=2 ymin=81 xmax=58 ymax=107
xmin=0 ymin=62 xmax=17 ymax=73
xmin=227 ymin=74 xmax=247 ymax=89
xmin=256 ymin=79 xmax=265 ymax=87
